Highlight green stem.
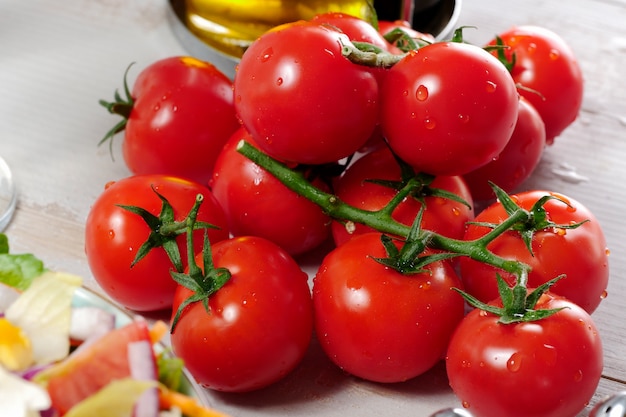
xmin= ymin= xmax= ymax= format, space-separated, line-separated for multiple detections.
xmin=236 ymin=140 xmax=531 ymax=278
xmin=341 ymin=42 xmax=406 ymax=68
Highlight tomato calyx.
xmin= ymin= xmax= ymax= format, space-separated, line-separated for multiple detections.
xmin=372 ymin=208 xmax=460 ymax=275
xmin=483 ymin=35 xmax=516 ymax=71
xmin=456 ymin=274 xmax=567 ymax=324
xmin=383 ymin=27 xmax=432 ymax=52
xmin=365 ymin=150 xmax=471 ymax=210
xmin=118 ymin=186 xmax=220 ymax=273
xmin=169 ymin=194 xmax=231 ymax=332
xmin=98 ymin=62 xmax=136 ymax=157
xmin=469 ymin=184 xmax=589 ymax=255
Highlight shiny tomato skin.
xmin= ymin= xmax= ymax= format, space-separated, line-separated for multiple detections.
xmin=488 ymin=26 xmax=583 ymax=144
xmin=310 ymin=12 xmax=392 ymax=51
xmin=459 ymin=190 xmax=609 ymax=314
xmin=446 ymin=293 xmax=603 ymax=417
xmin=331 ymin=147 xmax=474 ymax=246
xmin=124 ymin=56 xmax=240 ymax=184
xmin=463 ymin=97 xmax=546 ymax=201
xmin=380 ymin=42 xmax=519 ymax=176
xmin=210 ymin=127 xmax=331 ymax=256
xmin=170 ymin=236 xmax=313 ymax=392
xmin=85 ymin=175 xmax=229 ymax=312
xmin=313 ymin=232 xmax=465 ymax=383
xmin=234 ymin=21 xmax=379 ymax=165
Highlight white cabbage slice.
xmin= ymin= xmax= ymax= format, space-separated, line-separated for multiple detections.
xmin=0 ymin=364 xmax=51 ymax=417
xmin=5 ymin=271 xmax=82 ymax=366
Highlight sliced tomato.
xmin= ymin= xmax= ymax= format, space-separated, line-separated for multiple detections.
xmin=43 ymin=320 xmax=155 ymax=415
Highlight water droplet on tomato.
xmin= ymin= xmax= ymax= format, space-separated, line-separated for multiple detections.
xmin=549 ymin=49 xmax=560 ymax=60
xmin=104 ymin=180 xmax=116 ymax=190
xmin=260 ymin=47 xmax=274 ymax=62
xmin=458 ymin=114 xmax=470 ymax=124
xmin=526 ymin=42 xmax=537 ymax=54
xmin=416 ymin=84 xmax=429 ymax=101
xmin=402 ymin=90 xmax=409 ymax=97
xmin=573 ymin=369 xmax=583 ymax=382
xmin=419 ymin=281 xmax=432 ymax=290
xmin=107 ymin=230 xmax=115 ymax=239
xmin=451 ymin=207 xmax=461 ymax=217
xmin=601 ymin=290 xmax=608 ymax=299
xmin=506 ymin=352 xmax=522 ymax=372
xmin=276 ymin=77 xmax=283 ymax=86
xmin=605 ymin=248 xmax=611 ymax=256
xmin=542 ymin=344 xmax=558 ymax=366
xmin=462 ymin=401 xmax=471 ymax=409
xmin=485 ymin=81 xmax=497 ymax=93
xmin=424 ymin=117 xmax=436 ymax=130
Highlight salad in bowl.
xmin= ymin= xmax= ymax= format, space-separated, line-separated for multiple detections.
xmin=0 ymin=233 xmax=230 ymax=417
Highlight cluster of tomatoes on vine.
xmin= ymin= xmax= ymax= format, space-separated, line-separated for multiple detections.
xmin=89 ymin=11 xmax=608 ymax=417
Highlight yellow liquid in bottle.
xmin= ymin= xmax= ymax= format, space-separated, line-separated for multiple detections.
xmin=185 ymin=0 xmax=376 ymax=59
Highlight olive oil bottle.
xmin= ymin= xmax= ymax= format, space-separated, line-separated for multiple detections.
xmin=184 ymin=0 xmax=380 ymax=58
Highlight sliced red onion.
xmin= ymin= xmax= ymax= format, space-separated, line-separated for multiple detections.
xmin=69 ymin=306 xmax=116 ymax=343
xmin=128 ymin=340 xmax=159 ymax=417
xmin=19 ymin=363 xmax=53 ymax=381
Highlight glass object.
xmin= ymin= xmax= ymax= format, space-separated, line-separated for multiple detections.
xmin=184 ymin=0 xmax=377 ymax=59
xmin=0 ymin=155 xmax=17 ymax=232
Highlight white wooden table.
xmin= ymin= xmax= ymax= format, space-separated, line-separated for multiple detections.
xmin=1 ymin=0 xmax=625 ymax=415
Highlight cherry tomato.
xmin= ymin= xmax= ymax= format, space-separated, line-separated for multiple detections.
xmin=377 ymin=19 xmax=436 ymax=46
xmin=488 ymin=26 xmax=584 ymax=144
xmin=84 ymin=174 xmax=229 ymax=311
xmin=210 ymin=127 xmax=331 ymax=256
xmin=446 ymin=292 xmax=603 ymax=417
xmin=380 ymin=41 xmax=519 ymax=176
xmin=331 ymin=147 xmax=474 ymax=246
xmin=104 ymin=56 xmax=240 ymax=184
xmin=463 ymin=97 xmax=546 ymax=201
xmin=459 ymin=190 xmax=609 ymax=314
xmin=170 ymin=236 xmax=313 ymax=392
xmin=310 ymin=12 xmax=392 ymax=51
xmin=234 ymin=21 xmax=379 ymax=165
xmin=313 ymin=232 xmax=465 ymax=383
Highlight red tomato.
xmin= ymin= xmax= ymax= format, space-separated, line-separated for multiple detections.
xmin=46 ymin=320 xmax=155 ymax=416
xmin=331 ymin=147 xmax=474 ymax=246
xmin=488 ymin=26 xmax=584 ymax=144
xmin=234 ymin=21 xmax=379 ymax=165
xmin=85 ymin=174 xmax=229 ymax=311
xmin=459 ymin=190 xmax=609 ymax=314
xmin=210 ymin=127 xmax=331 ymax=256
xmin=463 ymin=97 xmax=546 ymax=201
xmin=380 ymin=41 xmax=519 ymax=176
xmin=102 ymin=56 xmax=240 ymax=184
xmin=170 ymin=236 xmax=313 ymax=392
xmin=377 ymin=19 xmax=436 ymax=46
xmin=313 ymin=232 xmax=465 ymax=383
xmin=310 ymin=12 xmax=392 ymax=51
xmin=446 ymin=292 xmax=603 ymax=417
